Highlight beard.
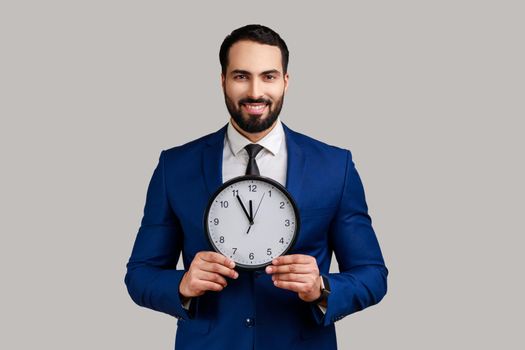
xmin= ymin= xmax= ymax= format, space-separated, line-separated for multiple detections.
xmin=224 ymin=92 xmax=285 ymax=133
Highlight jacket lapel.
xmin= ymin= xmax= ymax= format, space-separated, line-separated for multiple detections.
xmin=283 ymin=123 xmax=306 ymax=207
xmin=202 ymin=125 xmax=227 ymax=196
xmin=202 ymin=123 xmax=306 ymax=206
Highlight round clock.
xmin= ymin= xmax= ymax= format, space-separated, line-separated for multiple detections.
xmin=204 ymin=175 xmax=300 ymax=270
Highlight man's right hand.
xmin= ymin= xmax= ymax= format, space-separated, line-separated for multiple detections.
xmin=179 ymin=251 xmax=239 ymax=298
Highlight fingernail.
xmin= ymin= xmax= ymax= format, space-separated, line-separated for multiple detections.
xmin=230 ymin=261 xmax=235 ymax=268
xmin=266 ymin=266 xmax=272 ymax=273
xmin=234 ymin=272 xmax=239 ymax=279
xmin=272 ymin=259 xmax=278 ymax=265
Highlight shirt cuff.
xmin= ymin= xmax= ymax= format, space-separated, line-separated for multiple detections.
xmin=181 ymin=295 xmax=192 ymax=310
xmin=317 ymin=303 xmax=327 ymax=314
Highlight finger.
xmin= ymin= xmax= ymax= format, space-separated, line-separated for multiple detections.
xmin=266 ymin=264 xmax=314 ymax=275
xmin=196 ymin=271 xmax=228 ymax=287
xmin=272 ymin=254 xmax=314 ymax=266
xmin=194 ymin=280 xmax=226 ymax=293
xmin=272 ymin=280 xmax=307 ymax=293
xmin=199 ymin=251 xmax=236 ymax=268
xmin=272 ymin=273 xmax=312 ymax=283
xmin=200 ymin=262 xmax=239 ymax=279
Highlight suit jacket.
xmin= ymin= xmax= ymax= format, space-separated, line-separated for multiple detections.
xmin=125 ymin=123 xmax=388 ymax=350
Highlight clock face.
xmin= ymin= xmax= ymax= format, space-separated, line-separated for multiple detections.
xmin=204 ymin=175 xmax=300 ymax=270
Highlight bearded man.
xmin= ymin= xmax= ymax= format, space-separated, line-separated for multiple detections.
xmin=125 ymin=24 xmax=388 ymax=350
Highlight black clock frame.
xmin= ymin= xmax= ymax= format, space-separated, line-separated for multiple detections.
xmin=203 ymin=175 xmax=300 ymax=271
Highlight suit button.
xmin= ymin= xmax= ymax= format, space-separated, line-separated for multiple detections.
xmin=245 ymin=317 xmax=255 ymax=327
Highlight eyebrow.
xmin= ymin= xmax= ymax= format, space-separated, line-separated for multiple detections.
xmin=230 ymin=69 xmax=282 ymax=77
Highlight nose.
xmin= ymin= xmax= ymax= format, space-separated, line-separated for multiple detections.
xmin=247 ymin=79 xmax=263 ymax=99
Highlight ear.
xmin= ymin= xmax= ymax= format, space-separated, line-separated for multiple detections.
xmin=221 ymin=73 xmax=226 ymax=90
xmin=283 ymin=73 xmax=289 ymax=93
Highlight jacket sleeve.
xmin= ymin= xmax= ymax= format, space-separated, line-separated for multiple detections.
xmin=311 ymin=150 xmax=388 ymax=326
xmin=125 ymin=151 xmax=192 ymax=320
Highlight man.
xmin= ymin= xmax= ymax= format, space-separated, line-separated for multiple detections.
xmin=125 ymin=24 xmax=387 ymax=350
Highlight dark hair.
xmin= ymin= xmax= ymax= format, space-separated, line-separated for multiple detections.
xmin=219 ymin=24 xmax=289 ymax=75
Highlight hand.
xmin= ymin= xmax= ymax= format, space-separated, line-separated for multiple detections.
xmin=179 ymin=251 xmax=239 ymax=298
xmin=265 ymin=254 xmax=322 ymax=302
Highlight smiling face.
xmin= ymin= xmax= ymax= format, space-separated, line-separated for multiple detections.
xmin=221 ymin=40 xmax=289 ymax=138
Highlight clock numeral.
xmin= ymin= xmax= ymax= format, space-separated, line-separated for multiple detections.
xmin=249 ymin=252 xmax=254 ymax=260
xmin=268 ymin=190 xmax=272 ymax=197
xmin=219 ymin=236 xmax=225 ymax=243
xmin=279 ymin=237 xmax=284 ymax=244
xmin=284 ymin=219 xmax=290 ymax=227
xmin=280 ymin=201 xmax=285 ymax=209
xmin=248 ymin=184 xmax=257 ymax=192
xmin=267 ymin=248 xmax=272 ymax=256
xmin=232 ymin=189 xmax=239 ymax=197
xmin=220 ymin=200 xmax=229 ymax=208
xmin=232 ymin=248 xmax=237 ymax=255
xmin=213 ymin=218 xmax=219 ymax=225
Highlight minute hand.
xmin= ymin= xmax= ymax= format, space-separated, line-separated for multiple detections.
xmin=236 ymin=195 xmax=253 ymax=224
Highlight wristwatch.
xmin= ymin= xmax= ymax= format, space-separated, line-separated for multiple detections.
xmin=313 ymin=275 xmax=331 ymax=304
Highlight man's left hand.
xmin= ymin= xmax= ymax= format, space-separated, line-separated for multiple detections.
xmin=265 ymin=254 xmax=321 ymax=302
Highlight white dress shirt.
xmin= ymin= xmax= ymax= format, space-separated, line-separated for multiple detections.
xmin=222 ymin=118 xmax=287 ymax=185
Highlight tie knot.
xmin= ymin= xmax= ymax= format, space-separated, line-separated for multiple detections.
xmin=244 ymin=144 xmax=264 ymax=159
xmin=244 ymin=144 xmax=264 ymax=176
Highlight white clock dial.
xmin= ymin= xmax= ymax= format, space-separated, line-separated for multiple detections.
xmin=204 ymin=175 xmax=300 ymax=270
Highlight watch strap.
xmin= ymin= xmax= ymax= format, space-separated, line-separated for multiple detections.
xmin=313 ymin=275 xmax=331 ymax=304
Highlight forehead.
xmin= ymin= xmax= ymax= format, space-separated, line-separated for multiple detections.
xmin=227 ymin=40 xmax=283 ymax=74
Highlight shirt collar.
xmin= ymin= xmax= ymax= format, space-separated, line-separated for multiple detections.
xmin=226 ymin=118 xmax=284 ymax=157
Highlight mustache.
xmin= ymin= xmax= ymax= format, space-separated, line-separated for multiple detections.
xmin=239 ymin=98 xmax=271 ymax=105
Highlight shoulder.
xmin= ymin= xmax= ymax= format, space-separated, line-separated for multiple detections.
xmin=161 ymin=126 xmax=226 ymax=161
xmin=284 ymin=124 xmax=351 ymax=162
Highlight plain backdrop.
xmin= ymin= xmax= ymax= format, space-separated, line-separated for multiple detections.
xmin=1 ymin=1 xmax=524 ymax=349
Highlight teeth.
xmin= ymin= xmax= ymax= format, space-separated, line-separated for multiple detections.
xmin=244 ymin=104 xmax=266 ymax=110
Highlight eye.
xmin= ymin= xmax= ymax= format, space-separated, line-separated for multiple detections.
xmin=234 ymin=74 xmax=247 ymax=80
xmin=265 ymin=74 xmax=276 ymax=80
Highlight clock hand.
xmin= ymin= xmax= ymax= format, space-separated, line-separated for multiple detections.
xmin=236 ymin=195 xmax=253 ymax=224
xmin=253 ymin=192 xmax=266 ymax=220
xmin=245 ymin=200 xmax=255 ymax=234
xmin=245 ymin=194 xmax=266 ymax=235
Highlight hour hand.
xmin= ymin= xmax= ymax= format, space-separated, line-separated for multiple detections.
xmin=236 ymin=195 xmax=253 ymax=224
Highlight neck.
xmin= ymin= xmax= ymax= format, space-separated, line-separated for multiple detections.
xmin=230 ymin=118 xmax=278 ymax=143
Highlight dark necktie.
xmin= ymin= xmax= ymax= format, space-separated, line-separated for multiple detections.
xmin=244 ymin=144 xmax=264 ymax=175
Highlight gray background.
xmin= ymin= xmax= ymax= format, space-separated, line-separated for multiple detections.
xmin=1 ymin=0 xmax=524 ymax=348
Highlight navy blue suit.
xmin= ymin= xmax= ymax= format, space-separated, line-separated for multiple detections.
xmin=125 ymin=123 xmax=388 ymax=349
